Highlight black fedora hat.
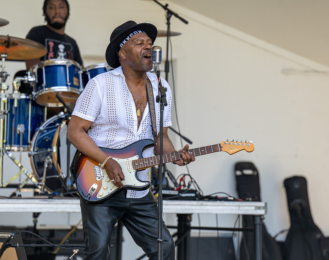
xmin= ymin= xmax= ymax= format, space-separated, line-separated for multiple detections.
xmin=105 ymin=21 xmax=157 ymax=68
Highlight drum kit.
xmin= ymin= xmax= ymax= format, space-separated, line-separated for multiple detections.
xmin=0 ymin=18 xmax=113 ymax=197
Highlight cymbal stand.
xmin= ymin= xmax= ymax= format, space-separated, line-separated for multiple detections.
xmin=40 ymin=155 xmax=52 ymax=194
xmin=0 ymin=51 xmax=9 ymax=187
xmin=16 ymin=124 xmax=25 ymax=197
xmin=0 ymin=69 xmax=39 ymax=190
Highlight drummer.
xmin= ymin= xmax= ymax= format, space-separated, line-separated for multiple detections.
xmin=25 ymin=0 xmax=83 ymax=70
xmin=22 ymin=0 xmax=83 ymax=117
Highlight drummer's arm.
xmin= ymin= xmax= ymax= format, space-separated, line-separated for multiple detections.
xmin=26 ymin=59 xmax=40 ymax=71
xmin=67 ymin=115 xmax=109 ymax=164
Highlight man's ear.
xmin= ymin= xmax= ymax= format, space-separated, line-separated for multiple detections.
xmin=118 ymin=49 xmax=126 ymax=61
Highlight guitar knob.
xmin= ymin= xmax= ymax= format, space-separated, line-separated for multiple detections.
xmin=106 ymin=178 xmax=110 ymax=182
xmin=103 ymin=185 xmax=108 ymax=190
xmin=98 ymin=192 xmax=103 ymax=197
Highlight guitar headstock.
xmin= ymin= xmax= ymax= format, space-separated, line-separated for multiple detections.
xmin=220 ymin=139 xmax=254 ymax=155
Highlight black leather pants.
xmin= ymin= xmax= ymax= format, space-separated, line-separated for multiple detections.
xmin=80 ymin=190 xmax=175 ymax=260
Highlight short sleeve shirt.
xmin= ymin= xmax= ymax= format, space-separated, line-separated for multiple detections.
xmin=72 ymin=66 xmax=172 ymax=198
xmin=26 ymin=25 xmax=83 ymax=66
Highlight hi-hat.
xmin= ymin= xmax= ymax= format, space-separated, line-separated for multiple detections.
xmin=0 ymin=35 xmax=47 ymax=60
xmin=157 ymin=30 xmax=182 ymax=37
xmin=0 ymin=19 xmax=9 ymax=27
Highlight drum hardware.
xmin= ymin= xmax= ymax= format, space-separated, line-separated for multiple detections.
xmin=12 ymin=73 xmax=36 ymax=94
xmin=0 ymin=63 xmax=9 ymax=85
xmin=28 ymin=148 xmax=54 ymax=156
xmin=0 ymin=110 xmax=8 ymax=118
xmin=40 ymin=155 xmax=52 ymax=194
xmin=78 ymin=70 xmax=83 ymax=93
xmin=1 ymin=150 xmax=39 ymax=188
xmin=0 ymin=53 xmax=9 ymax=91
xmin=16 ymin=123 xmax=25 ymax=197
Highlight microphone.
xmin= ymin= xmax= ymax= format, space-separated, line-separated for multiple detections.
xmin=152 ymin=46 xmax=162 ymax=70
xmin=56 ymin=94 xmax=73 ymax=115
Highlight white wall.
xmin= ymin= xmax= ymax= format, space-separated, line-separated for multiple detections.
xmin=1 ymin=0 xmax=329 ymax=258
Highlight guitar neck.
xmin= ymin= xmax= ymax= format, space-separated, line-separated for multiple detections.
xmin=132 ymin=144 xmax=221 ymax=171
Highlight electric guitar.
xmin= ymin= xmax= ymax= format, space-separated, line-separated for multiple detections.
xmin=71 ymin=139 xmax=254 ymax=202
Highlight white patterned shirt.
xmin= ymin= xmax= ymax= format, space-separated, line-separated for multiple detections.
xmin=72 ymin=66 xmax=172 ymax=198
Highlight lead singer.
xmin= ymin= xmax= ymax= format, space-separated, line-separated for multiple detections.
xmin=67 ymin=20 xmax=195 ymax=260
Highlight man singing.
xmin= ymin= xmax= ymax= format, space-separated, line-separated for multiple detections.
xmin=67 ymin=21 xmax=195 ymax=259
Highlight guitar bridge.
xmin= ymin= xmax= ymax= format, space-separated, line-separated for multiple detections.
xmin=94 ymin=166 xmax=104 ymax=181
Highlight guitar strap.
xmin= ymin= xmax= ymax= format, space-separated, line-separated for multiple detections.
xmin=146 ymin=77 xmax=157 ymax=146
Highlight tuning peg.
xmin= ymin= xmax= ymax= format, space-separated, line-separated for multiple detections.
xmin=249 ymin=140 xmax=253 ymax=143
xmin=231 ymin=139 xmax=234 ymax=142
xmin=227 ymin=139 xmax=229 ymax=141
xmin=245 ymin=140 xmax=248 ymax=143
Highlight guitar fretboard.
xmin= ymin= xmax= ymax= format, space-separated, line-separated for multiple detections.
xmin=132 ymin=144 xmax=221 ymax=170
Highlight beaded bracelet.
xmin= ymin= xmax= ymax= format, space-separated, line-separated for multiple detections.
xmin=100 ymin=155 xmax=112 ymax=169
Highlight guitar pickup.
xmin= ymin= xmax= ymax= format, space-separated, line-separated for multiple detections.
xmin=126 ymin=160 xmax=133 ymax=173
xmin=94 ymin=166 xmax=104 ymax=181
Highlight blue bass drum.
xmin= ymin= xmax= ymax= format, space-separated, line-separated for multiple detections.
xmin=30 ymin=59 xmax=83 ymax=107
xmin=82 ymin=63 xmax=112 ymax=87
xmin=30 ymin=113 xmax=77 ymax=193
xmin=4 ymin=94 xmax=45 ymax=151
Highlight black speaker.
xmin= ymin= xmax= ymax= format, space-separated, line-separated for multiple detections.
xmin=0 ymin=231 xmax=27 ymax=260
xmin=189 ymin=236 xmax=236 ymax=260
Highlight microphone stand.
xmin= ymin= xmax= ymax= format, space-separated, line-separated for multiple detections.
xmin=169 ymin=126 xmax=193 ymax=145
xmin=152 ymin=0 xmax=188 ymax=81
xmin=155 ymin=66 xmax=167 ymax=260
xmin=150 ymin=4 xmax=188 ymax=259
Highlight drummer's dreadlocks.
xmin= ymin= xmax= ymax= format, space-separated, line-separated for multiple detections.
xmin=42 ymin=0 xmax=70 ymax=16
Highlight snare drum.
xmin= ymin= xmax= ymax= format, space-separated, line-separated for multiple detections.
xmin=30 ymin=113 xmax=77 ymax=192
xmin=4 ymin=93 xmax=45 ymax=151
xmin=30 ymin=59 xmax=83 ymax=107
xmin=82 ymin=63 xmax=112 ymax=87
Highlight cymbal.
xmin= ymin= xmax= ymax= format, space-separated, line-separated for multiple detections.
xmin=0 ymin=19 xmax=9 ymax=27
xmin=0 ymin=35 xmax=47 ymax=60
xmin=157 ymin=30 xmax=182 ymax=37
